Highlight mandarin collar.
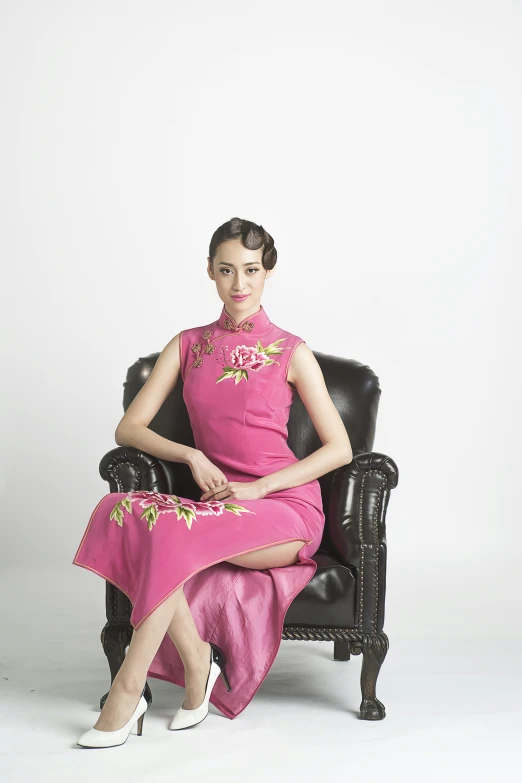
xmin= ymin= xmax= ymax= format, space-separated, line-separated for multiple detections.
xmin=217 ymin=304 xmax=272 ymax=335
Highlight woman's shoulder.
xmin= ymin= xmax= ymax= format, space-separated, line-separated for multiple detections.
xmin=177 ymin=318 xmax=218 ymax=340
xmin=267 ymin=319 xmax=306 ymax=346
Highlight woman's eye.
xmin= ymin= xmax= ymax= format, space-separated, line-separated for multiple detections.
xmin=220 ymin=268 xmax=258 ymax=274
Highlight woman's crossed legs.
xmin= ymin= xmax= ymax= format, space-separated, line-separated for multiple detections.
xmin=93 ymin=539 xmax=307 ymax=731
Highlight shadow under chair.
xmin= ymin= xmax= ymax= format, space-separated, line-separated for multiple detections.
xmin=96 ymin=348 xmax=399 ymax=720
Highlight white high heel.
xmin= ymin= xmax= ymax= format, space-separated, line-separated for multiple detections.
xmin=77 ymin=686 xmax=148 ymax=748
xmin=169 ymin=642 xmax=232 ymax=730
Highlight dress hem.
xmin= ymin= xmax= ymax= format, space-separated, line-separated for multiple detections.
xmin=72 ymin=538 xmax=316 ymax=720
xmin=72 ymin=536 xmax=313 ymax=631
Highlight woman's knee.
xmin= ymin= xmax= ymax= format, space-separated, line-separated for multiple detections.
xmin=225 ymin=539 xmax=307 ymax=570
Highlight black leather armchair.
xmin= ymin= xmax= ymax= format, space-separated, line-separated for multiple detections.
xmin=98 ymin=349 xmax=399 ymax=720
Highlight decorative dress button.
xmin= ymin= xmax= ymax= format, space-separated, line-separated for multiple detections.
xmin=223 ymin=318 xmax=254 ymax=332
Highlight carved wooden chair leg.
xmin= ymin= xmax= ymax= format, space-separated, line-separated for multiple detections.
xmin=352 ymin=632 xmax=389 ymax=720
xmin=99 ymin=622 xmax=152 ymax=710
xmin=333 ymin=638 xmax=351 ymax=661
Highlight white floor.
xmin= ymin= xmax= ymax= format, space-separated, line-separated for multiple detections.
xmin=0 ymin=566 xmax=519 ymax=782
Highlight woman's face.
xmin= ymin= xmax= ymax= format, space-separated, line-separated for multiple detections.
xmin=207 ymin=239 xmax=274 ymax=314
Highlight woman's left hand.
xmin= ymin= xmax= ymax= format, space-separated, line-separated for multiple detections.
xmin=200 ymin=480 xmax=267 ymax=502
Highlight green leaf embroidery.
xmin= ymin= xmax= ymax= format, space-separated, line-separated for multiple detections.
xmin=109 ymin=501 xmax=125 ymax=527
xmin=140 ymin=504 xmax=159 ymax=532
xmin=259 ymin=338 xmax=286 ymax=355
xmin=215 ymin=368 xmax=239 ymax=383
xmin=223 ymin=503 xmax=256 ymax=516
xmin=174 ymin=504 xmax=198 ymax=531
xmin=109 ymin=494 xmax=255 ymax=532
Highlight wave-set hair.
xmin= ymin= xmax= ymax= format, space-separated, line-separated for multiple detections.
xmin=208 ymin=217 xmax=277 ymax=271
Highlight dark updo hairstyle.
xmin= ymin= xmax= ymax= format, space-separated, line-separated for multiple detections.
xmin=208 ymin=217 xmax=277 ymax=271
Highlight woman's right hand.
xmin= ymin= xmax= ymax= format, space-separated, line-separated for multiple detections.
xmin=188 ymin=450 xmax=229 ymax=499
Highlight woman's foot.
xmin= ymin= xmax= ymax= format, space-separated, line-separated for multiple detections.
xmin=93 ymin=677 xmax=145 ymax=732
xmin=182 ymin=641 xmax=212 ymax=710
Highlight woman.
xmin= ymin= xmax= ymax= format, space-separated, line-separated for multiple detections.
xmin=73 ymin=217 xmax=352 ymax=748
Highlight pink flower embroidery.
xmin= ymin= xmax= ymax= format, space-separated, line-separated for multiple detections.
xmin=217 ymin=338 xmax=287 ymax=384
xmin=229 ymin=345 xmax=270 ymax=371
xmin=109 ymin=490 xmax=255 ymax=531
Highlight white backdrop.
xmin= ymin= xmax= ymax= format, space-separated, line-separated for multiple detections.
xmin=2 ymin=0 xmax=521 ymax=632
xmin=1 ymin=1 xmax=521 ymax=775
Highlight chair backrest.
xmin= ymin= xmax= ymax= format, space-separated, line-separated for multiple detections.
xmin=122 ymin=349 xmax=381 ymax=549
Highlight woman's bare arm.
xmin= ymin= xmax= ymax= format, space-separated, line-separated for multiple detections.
xmin=258 ymin=343 xmax=353 ymax=496
xmin=114 ymin=333 xmax=198 ymax=465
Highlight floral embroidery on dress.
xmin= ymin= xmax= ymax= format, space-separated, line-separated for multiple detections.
xmin=216 ymin=339 xmax=286 ymax=385
xmin=188 ymin=327 xmax=287 ymax=382
xmin=109 ymin=491 xmax=255 ymax=532
xmin=190 ymin=331 xmax=216 ymax=370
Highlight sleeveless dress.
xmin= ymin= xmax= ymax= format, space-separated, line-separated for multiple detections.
xmin=72 ymin=304 xmax=325 ymax=720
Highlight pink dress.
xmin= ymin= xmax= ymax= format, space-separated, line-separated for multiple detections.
xmin=72 ymin=304 xmax=325 ymax=720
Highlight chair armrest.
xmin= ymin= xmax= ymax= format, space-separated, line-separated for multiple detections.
xmin=98 ymin=446 xmax=178 ymax=494
xmin=326 ymin=451 xmax=399 ymax=632
xmin=99 ymin=445 xmax=201 ymax=498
